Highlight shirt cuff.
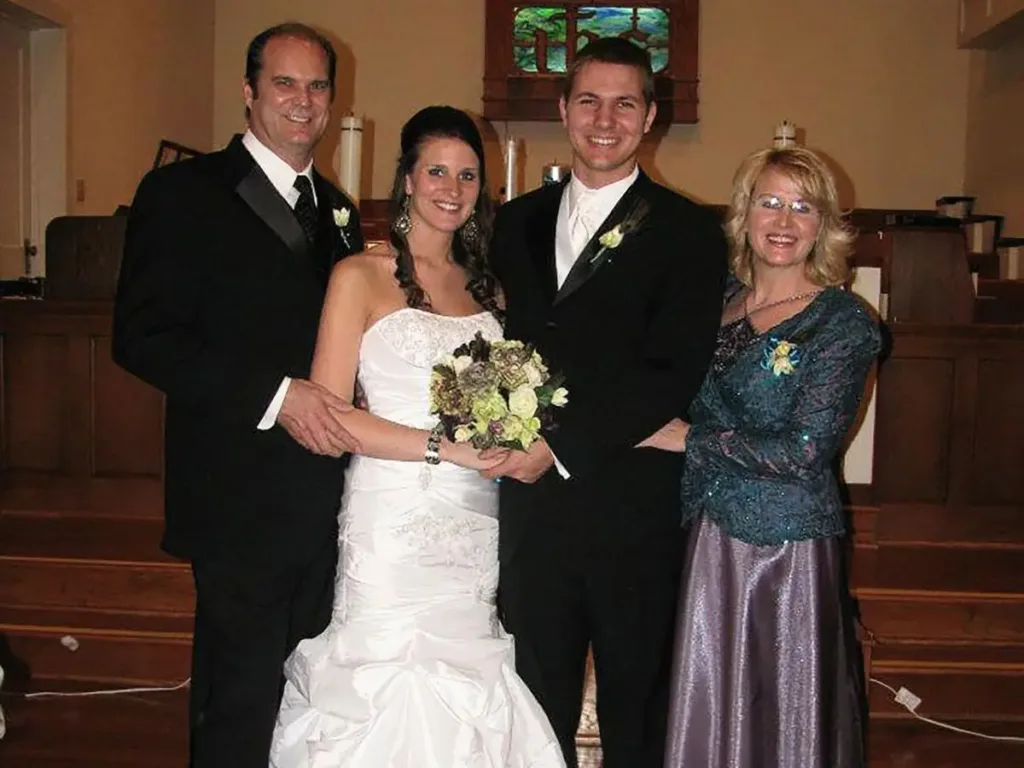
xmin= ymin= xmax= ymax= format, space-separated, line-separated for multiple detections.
xmin=257 ymin=377 xmax=291 ymax=430
xmin=551 ymin=450 xmax=571 ymax=479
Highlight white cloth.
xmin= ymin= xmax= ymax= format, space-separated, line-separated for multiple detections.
xmin=270 ymin=308 xmax=565 ymax=768
xmin=554 ymin=165 xmax=639 ymax=288
xmin=242 ymin=129 xmax=318 ymax=432
xmin=257 ymin=377 xmax=292 ymax=431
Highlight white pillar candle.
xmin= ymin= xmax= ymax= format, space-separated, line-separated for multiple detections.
xmin=338 ymin=114 xmax=363 ymax=204
xmin=504 ymin=135 xmax=517 ymax=202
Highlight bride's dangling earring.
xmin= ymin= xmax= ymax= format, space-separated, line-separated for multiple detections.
xmin=394 ymin=196 xmax=413 ymax=237
xmin=460 ymin=214 xmax=480 ymax=249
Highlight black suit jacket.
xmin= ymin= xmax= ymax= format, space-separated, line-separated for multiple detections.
xmin=112 ymin=135 xmax=364 ymax=565
xmin=490 ymin=171 xmax=727 ymax=561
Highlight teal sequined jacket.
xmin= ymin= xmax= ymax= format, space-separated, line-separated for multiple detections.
xmin=681 ymin=287 xmax=882 ymax=545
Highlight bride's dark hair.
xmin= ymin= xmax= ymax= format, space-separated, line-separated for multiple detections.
xmin=388 ymin=106 xmax=501 ymax=320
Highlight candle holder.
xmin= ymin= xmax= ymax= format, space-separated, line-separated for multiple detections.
xmin=773 ymin=120 xmax=796 ymax=149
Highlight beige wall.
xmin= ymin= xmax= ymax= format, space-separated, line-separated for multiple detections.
xmin=12 ymin=0 xmax=972 ymax=216
xmin=13 ymin=0 xmax=215 ymax=215
xmin=964 ymin=38 xmax=1024 ymax=235
xmin=214 ymin=0 xmax=969 ymax=208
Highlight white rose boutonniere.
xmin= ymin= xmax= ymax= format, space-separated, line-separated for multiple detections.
xmin=598 ymin=225 xmax=624 ymax=250
xmin=589 ymin=197 xmax=650 ymax=264
xmin=333 ymin=207 xmax=352 ymax=249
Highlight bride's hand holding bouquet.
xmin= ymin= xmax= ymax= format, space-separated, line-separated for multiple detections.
xmin=429 ymin=332 xmax=568 ymax=472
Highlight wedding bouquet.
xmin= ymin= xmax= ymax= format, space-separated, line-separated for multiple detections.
xmin=430 ymin=332 xmax=568 ymax=451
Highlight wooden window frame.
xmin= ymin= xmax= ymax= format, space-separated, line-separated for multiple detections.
xmin=483 ymin=1 xmax=700 ymax=123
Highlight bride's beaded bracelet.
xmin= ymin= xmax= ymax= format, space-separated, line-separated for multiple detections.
xmin=424 ymin=423 xmax=444 ymax=465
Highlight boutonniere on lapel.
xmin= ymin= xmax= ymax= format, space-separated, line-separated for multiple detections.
xmin=333 ymin=207 xmax=353 ymax=249
xmin=589 ymin=198 xmax=650 ymax=265
xmin=761 ymin=337 xmax=801 ymax=376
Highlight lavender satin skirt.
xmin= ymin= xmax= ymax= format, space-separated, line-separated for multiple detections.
xmin=664 ymin=516 xmax=864 ymax=768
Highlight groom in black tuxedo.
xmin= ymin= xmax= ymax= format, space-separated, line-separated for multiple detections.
xmin=488 ymin=38 xmax=727 ymax=766
xmin=112 ymin=23 xmax=363 ymax=767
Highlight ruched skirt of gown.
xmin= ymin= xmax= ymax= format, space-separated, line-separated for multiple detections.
xmin=270 ymin=457 xmax=565 ymax=768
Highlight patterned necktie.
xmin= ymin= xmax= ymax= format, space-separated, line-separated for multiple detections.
xmin=293 ymin=175 xmax=318 ymax=244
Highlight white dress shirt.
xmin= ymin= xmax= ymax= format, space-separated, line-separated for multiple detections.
xmin=549 ymin=164 xmax=639 ymax=477
xmin=555 ymin=164 xmax=639 ymax=287
xmin=241 ymin=130 xmax=317 ymax=431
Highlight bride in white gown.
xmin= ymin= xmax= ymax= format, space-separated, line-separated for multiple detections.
xmin=270 ymin=107 xmax=565 ymax=767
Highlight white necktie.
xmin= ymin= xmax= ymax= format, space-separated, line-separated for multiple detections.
xmin=569 ymin=192 xmax=596 ymax=258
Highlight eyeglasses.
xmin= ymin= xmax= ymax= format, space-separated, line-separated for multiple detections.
xmin=751 ymin=194 xmax=819 ymax=217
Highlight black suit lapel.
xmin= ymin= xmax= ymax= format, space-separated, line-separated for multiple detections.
xmin=524 ymin=181 xmax=565 ymax=305
xmin=226 ymin=136 xmax=310 ymax=260
xmin=555 ymin=171 xmax=651 ymax=306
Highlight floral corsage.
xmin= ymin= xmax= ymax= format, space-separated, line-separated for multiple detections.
xmin=761 ymin=337 xmax=801 ymax=376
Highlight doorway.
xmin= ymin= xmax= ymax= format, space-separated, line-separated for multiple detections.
xmin=0 ymin=0 xmax=66 ymax=280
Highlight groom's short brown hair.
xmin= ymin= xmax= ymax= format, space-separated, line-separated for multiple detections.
xmin=563 ymin=37 xmax=655 ymax=107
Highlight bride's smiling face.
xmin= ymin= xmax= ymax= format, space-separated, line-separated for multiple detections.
xmin=404 ymin=136 xmax=480 ymax=234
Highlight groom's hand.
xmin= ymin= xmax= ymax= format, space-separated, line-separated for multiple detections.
xmin=278 ymin=379 xmax=360 ymax=457
xmin=480 ymin=439 xmax=554 ymax=483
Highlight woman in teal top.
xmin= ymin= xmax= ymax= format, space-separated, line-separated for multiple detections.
xmin=642 ymin=146 xmax=880 ymax=768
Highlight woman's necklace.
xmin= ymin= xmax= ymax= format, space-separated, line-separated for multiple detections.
xmin=744 ymin=287 xmax=824 ymax=318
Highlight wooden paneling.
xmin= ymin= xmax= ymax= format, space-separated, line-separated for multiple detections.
xmin=0 ymin=558 xmax=193 ymax=612
xmin=857 ymin=322 xmax=1024 ymax=736
xmin=868 ymin=667 xmax=1024 ymax=720
xmin=0 ymin=301 xmax=164 ymax=501
xmin=874 ymin=357 xmax=954 ymax=504
xmin=887 ymin=230 xmax=976 ymax=324
xmin=874 ymin=324 xmax=1024 ymax=512
xmin=958 ymin=0 xmax=1024 ymax=49
xmin=973 ymin=359 xmax=1024 ymax=505
xmin=2 ymin=332 xmax=68 ymax=473
xmin=2 ymin=626 xmax=191 ymax=686
xmin=874 ymin=504 xmax=1024 ymax=546
xmin=858 ymin=594 xmax=1024 ymax=643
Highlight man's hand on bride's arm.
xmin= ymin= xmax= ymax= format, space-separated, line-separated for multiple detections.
xmin=278 ymin=378 xmax=360 ymax=457
xmin=636 ymin=418 xmax=689 ymax=452
xmin=478 ymin=439 xmax=555 ymax=483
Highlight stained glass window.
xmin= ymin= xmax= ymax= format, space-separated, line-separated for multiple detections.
xmin=513 ymin=6 xmax=670 ymax=74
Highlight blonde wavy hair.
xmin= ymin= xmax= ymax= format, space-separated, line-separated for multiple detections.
xmin=724 ymin=147 xmax=854 ymax=287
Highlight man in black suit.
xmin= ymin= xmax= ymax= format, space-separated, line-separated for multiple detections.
xmin=487 ymin=38 xmax=727 ymax=766
xmin=112 ymin=23 xmax=363 ymax=768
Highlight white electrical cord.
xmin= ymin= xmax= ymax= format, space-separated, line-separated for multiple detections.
xmin=9 ymin=673 xmax=1024 ymax=747
xmin=870 ymin=677 xmax=1024 ymax=743
xmin=17 ymin=678 xmax=191 ymax=700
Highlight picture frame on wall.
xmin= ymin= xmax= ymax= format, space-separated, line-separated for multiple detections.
xmin=152 ymin=139 xmax=203 ymax=170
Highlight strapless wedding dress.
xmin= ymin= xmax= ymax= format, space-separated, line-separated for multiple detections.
xmin=270 ymin=308 xmax=565 ymax=768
